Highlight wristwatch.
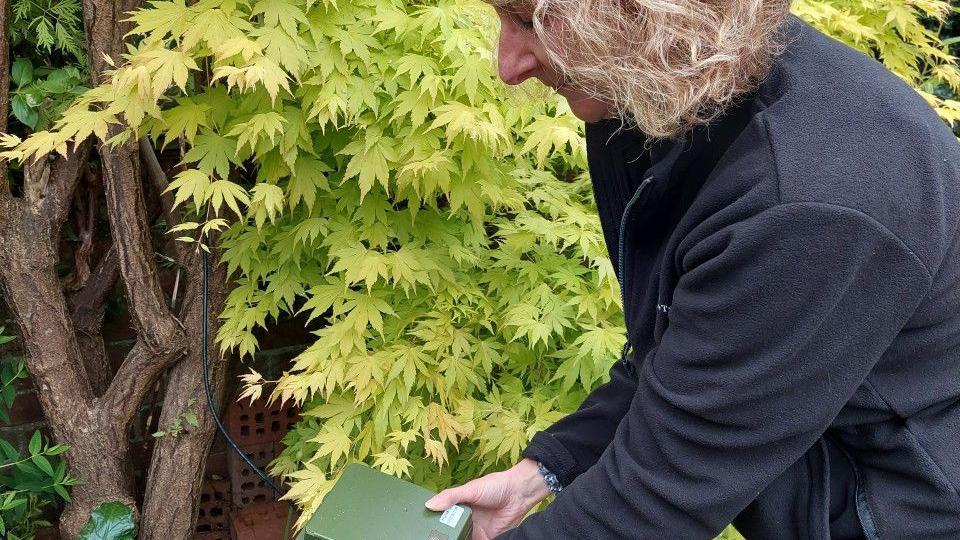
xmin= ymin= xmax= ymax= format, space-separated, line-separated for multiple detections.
xmin=537 ymin=461 xmax=563 ymax=494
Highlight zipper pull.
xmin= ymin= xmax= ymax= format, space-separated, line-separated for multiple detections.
xmin=618 ymin=340 xmax=635 ymax=376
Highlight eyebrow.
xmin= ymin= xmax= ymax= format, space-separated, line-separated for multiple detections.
xmin=505 ymin=1 xmax=535 ymax=18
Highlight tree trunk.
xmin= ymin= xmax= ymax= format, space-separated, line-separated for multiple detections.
xmin=57 ymin=410 xmax=138 ymax=535
xmin=139 ymin=248 xmax=231 ymax=539
xmin=0 ymin=190 xmax=137 ymax=537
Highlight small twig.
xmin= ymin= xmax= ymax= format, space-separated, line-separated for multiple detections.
xmin=170 ymin=268 xmax=181 ymax=309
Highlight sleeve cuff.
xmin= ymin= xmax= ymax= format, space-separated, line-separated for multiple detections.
xmin=522 ymin=431 xmax=582 ymax=487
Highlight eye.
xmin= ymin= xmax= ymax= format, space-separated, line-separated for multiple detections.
xmin=505 ymin=7 xmax=535 ymax=29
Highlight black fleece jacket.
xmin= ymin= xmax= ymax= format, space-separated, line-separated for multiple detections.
xmin=498 ymin=14 xmax=960 ymax=540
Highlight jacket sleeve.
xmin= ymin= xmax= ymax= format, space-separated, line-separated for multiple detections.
xmin=521 ymin=352 xmax=638 ymax=487
xmin=498 ymin=202 xmax=932 ymax=539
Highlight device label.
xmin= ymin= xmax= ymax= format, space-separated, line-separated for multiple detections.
xmin=439 ymin=504 xmax=464 ymax=527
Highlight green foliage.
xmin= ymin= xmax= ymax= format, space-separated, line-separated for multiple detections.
xmin=78 ymin=501 xmax=136 ymax=540
xmin=2 ymin=0 xmax=958 ymax=534
xmin=0 ymin=344 xmax=28 ymax=425
xmin=0 ymin=329 xmax=77 ymax=540
xmin=3 ymin=4 xmax=617 ymax=530
xmin=716 ymin=525 xmax=746 ymax=540
xmin=10 ymin=0 xmax=86 ymax=65
xmin=7 ymin=0 xmax=88 ymax=134
xmin=150 ymin=398 xmax=200 ymax=438
xmin=10 ymin=61 xmax=86 ymax=131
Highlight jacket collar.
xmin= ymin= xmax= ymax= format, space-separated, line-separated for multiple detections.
xmin=586 ymin=9 xmax=808 ymax=194
xmin=586 ymin=83 xmax=759 ymax=199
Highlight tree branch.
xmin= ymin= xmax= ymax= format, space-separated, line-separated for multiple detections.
xmin=0 ymin=205 xmax=95 ymax=426
xmin=98 ymin=131 xmax=187 ymax=425
xmin=139 ymin=242 xmax=231 ymax=539
xmin=21 ymin=140 xmax=93 ymax=233
xmin=68 ymin=245 xmax=119 ymax=396
xmin=139 ymin=138 xmax=173 ymax=216
xmin=139 ymin=138 xmax=190 ymax=266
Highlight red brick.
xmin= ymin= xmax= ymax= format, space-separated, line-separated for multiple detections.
xmin=206 ymin=450 xmax=229 ymax=478
xmin=226 ymin=397 xmax=298 ymax=448
xmin=8 ymin=390 xmax=44 ymax=425
xmin=227 ymin=442 xmax=282 ymax=508
xmin=196 ymin=478 xmax=232 ymax=535
xmin=230 ymin=501 xmax=291 ymax=540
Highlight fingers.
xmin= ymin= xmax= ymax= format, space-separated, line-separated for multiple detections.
xmin=425 ymin=479 xmax=484 ymax=511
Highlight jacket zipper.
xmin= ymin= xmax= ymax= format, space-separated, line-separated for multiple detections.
xmin=616 ymin=175 xmax=655 ymax=370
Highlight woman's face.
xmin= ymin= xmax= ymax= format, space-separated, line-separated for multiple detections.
xmin=494 ymin=4 xmax=613 ymax=122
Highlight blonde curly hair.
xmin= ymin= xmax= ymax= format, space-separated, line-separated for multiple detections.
xmin=486 ymin=0 xmax=793 ymax=139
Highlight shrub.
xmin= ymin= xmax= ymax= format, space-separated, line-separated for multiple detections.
xmin=1 ymin=0 xmax=957 ymax=534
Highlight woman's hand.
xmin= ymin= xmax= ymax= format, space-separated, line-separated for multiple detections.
xmin=424 ymin=457 xmax=552 ymax=540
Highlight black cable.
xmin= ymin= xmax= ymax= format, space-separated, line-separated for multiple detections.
xmin=201 ymin=247 xmax=284 ymax=495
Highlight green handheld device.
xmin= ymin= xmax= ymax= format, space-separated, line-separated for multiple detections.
xmin=297 ymin=463 xmax=473 ymax=540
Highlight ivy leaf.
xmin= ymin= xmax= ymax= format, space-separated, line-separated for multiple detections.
xmin=78 ymin=501 xmax=136 ymax=540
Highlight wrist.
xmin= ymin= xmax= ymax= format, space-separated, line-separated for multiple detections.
xmin=512 ymin=457 xmax=551 ymax=505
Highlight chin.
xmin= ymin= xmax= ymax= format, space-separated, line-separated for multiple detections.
xmin=564 ymin=95 xmax=612 ymax=123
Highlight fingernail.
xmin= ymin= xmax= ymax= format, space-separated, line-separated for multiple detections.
xmin=424 ymin=496 xmax=439 ymax=509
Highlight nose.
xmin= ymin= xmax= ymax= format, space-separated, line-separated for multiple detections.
xmin=497 ymin=24 xmax=539 ymax=85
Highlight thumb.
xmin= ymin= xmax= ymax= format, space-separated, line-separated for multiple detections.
xmin=425 ymin=481 xmax=482 ymax=511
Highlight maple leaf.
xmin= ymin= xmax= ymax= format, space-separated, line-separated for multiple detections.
xmin=287 ymin=156 xmax=333 ymax=211
xmin=251 ymin=0 xmax=308 ymax=36
xmin=125 ymin=0 xmax=192 ymax=39
xmin=182 ymin=131 xmax=240 ymax=178
xmin=339 ymin=132 xmax=397 ymax=201
xmin=373 ymin=450 xmax=412 ymax=478
xmin=340 ymin=291 xmax=396 ymax=336
xmin=249 ymin=182 xmax=285 ymax=227
xmin=160 ymin=96 xmax=210 ymax=146
xmin=205 ymin=179 xmax=251 ymax=218
xmin=226 ymin=111 xmax=287 ymax=152
xmin=163 ymin=168 xmax=210 ymax=211
xmin=311 ymin=424 xmax=353 ymax=471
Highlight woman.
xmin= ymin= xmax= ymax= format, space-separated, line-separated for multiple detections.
xmin=425 ymin=1 xmax=960 ymax=539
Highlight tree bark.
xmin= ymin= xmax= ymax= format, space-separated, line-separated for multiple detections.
xmin=0 ymin=146 xmax=142 ymax=537
xmin=0 ymin=0 xmax=237 ymax=536
xmin=68 ymin=244 xmax=120 ymax=396
xmin=139 ymin=247 xmax=231 ymax=539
